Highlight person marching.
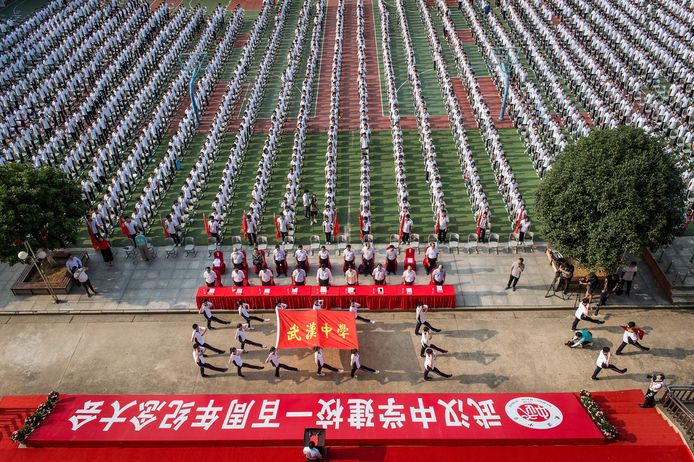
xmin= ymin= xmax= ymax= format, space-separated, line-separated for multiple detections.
xmin=235 ymin=323 xmax=265 ymax=351
xmin=420 ymin=326 xmax=448 ymax=357
xmin=350 ymin=301 xmax=375 ymax=324
xmin=385 ymin=244 xmax=398 ymax=275
xmin=237 ymin=300 xmax=269 ymax=329
xmin=571 ymin=298 xmax=605 ymax=330
xmin=591 ymin=347 xmax=627 ymax=380
xmin=199 ymin=299 xmax=231 ymax=329
xmin=228 ymin=347 xmax=264 ymax=377
xmin=265 ymin=346 xmax=299 ymax=378
xmin=415 ymin=304 xmax=441 ymax=335
xmin=640 ymin=373 xmax=665 ymax=408
xmin=423 ymin=348 xmax=452 ymax=381
xmin=314 ymin=346 xmax=343 ymax=376
xmin=372 ymin=263 xmax=386 ymax=285
xmin=193 ymin=345 xmax=227 ymax=378
xmin=350 ymin=349 xmax=379 ymax=378
xmin=615 ymin=321 xmax=650 ymax=355
xmin=191 ymin=324 xmax=225 ymax=354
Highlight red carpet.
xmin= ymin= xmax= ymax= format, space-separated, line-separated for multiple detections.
xmin=0 ymin=391 xmax=691 ymax=462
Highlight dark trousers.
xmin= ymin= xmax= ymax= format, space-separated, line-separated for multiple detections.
xmin=401 ymin=232 xmax=410 ymax=244
xmin=318 ymin=278 xmax=330 ymax=287
xmin=317 ymin=363 xmax=339 ymax=374
xmin=275 ymin=259 xmax=287 ymax=276
xmin=374 ymin=279 xmax=385 ymax=285
xmin=242 ymin=314 xmax=265 ymax=327
xmin=297 ymin=260 xmax=308 ymax=272
xmin=343 ymin=260 xmax=355 ymax=272
xmin=415 ymin=320 xmax=440 ymax=335
xmin=280 ymin=231 xmax=288 ymax=243
xmin=197 ymin=341 xmax=224 ymax=354
xmin=304 ymin=206 xmax=310 ymax=218
xmin=198 ymin=362 xmax=226 ymax=377
xmin=424 ymin=366 xmax=451 ymax=379
xmin=351 ymin=363 xmax=376 ymax=377
xmin=616 ymin=339 xmax=648 ymax=354
xmin=642 ymin=391 xmax=657 ymax=407
xmin=170 ymin=233 xmax=182 ymax=245
xmin=438 ymin=230 xmax=447 ymax=242
xmin=274 ymin=363 xmax=299 ymax=377
xmin=205 ymin=315 xmax=229 ymax=329
xmin=557 ymin=277 xmax=571 ymax=294
xmin=386 ymin=259 xmax=397 ymax=274
xmin=420 ymin=343 xmax=446 ymax=357
xmin=211 ymin=232 xmax=220 ymax=244
xmin=426 ymin=258 xmax=437 ymax=274
xmin=82 ymin=279 xmax=97 ymax=295
xmin=571 ymin=314 xmax=601 ymax=330
xmin=592 ymin=364 xmax=626 ymax=379
xmin=507 ymin=275 xmax=520 ymax=288
xmin=623 ymin=279 xmax=633 ymax=295
xmin=240 ymin=339 xmax=263 ymax=350
xmin=247 ymin=233 xmax=257 ymax=246
xmin=356 ymin=315 xmax=372 ymax=323
xmin=234 ymin=362 xmax=264 ymax=377
xmin=518 ymin=231 xmax=526 ymax=243
xmin=325 ymin=232 xmax=332 ymax=243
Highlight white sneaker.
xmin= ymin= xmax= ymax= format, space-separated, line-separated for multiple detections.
xmin=370 ymin=320 xmax=375 ymax=324
xmin=317 ymin=373 xmax=325 ymax=376
xmin=263 ymin=318 xmax=270 ymax=322
xmin=338 ymin=369 xmax=345 ymax=373
xmin=375 ymin=370 xmax=380 ymax=374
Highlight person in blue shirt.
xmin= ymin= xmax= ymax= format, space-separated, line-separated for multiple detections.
xmin=566 ymin=329 xmax=593 ymax=348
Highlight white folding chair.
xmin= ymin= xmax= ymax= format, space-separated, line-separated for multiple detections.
xmin=232 ymin=235 xmax=243 ymax=251
xmin=488 ymin=233 xmax=500 ymax=254
xmin=310 ymin=235 xmax=320 ymax=255
xmin=466 ymin=233 xmax=478 ymax=254
xmin=337 ymin=235 xmax=348 ymax=255
xmin=507 ymin=233 xmax=519 ymax=254
xmin=164 ymin=238 xmax=178 ymax=258
xmin=524 ymin=231 xmax=535 ymax=252
xmin=448 ymin=233 xmax=460 ymax=253
xmin=184 ymin=236 xmax=197 ymax=257
xmin=389 ymin=234 xmax=400 ymax=249
xmin=257 ymin=235 xmax=268 ymax=251
xmin=207 ymin=237 xmax=218 ymax=257
xmin=410 ymin=233 xmax=421 ymax=253
xmin=283 ymin=236 xmax=295 ymax=252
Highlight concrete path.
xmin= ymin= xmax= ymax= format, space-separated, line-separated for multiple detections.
xmin=0 ymin=309 xmax=691 ymax=396
xmin=0 ymin=243 xmax=671 ymax=313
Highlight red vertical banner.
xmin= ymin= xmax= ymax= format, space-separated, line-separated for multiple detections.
xmin=241 ymin=213 xmax=248 ymax=241
xmin=119 ymin=217 xmax=129 ymax=238
xmin=203 ymin=213 xmax=211 ymax=237
xmin=334 ymin=213 xmax=340 ymax=237
xmin=273 ymin=213 xmax=281 ymax=239
xmin=359 ymin=214 xmax=364 ymax=240
xmin=276 ymin=310 xmax=358 ymax=350
xmin=160 ymin=217 xmax=170 ymax=239
xmin=399 ymin=214 xmax=405 ymax=241
xmin=434 ymin=212 xmax=440 ymax=235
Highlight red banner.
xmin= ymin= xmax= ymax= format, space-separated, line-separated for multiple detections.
xmin=276 ymin=310 xmax=358 ymax=350
xmin=26 ymin=393 xmax=603 ymax=447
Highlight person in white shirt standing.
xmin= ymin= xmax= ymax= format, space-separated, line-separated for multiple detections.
xmin=194 ymin=345 xmax=228 ymax=378
xmin=437 ymin=211 xmax=449 ymax=243
xmin=203 ymin=267 xmax=218 ymax=287
xmin=316 ymin=264 xmax=333 ymax=287
xmin=402 ymin=265 xmax=416 ymax=286
xmin=350 ymin=349 xmax=379 ymax=378
xmin=424 ymin=242 xmax=438 ymax=275
xmin=423 ymin=348 xmax=452 ymax=381
xmin=313 ymin=346 xmax=343 ymax=376
xmin=361 ymin=242 xmax=374 ymax=275
xmin=265 ymin=346 xmax=299 ymax=378
xmin=430 ymin=265 xmax=445 ymax=285
xmin=228 ymin=347 xmax=264 ymax=377
xmin=273 ymin=244 xmax=288 ymax=276
xmin=199 ymin=299 xmax=231 ymax=329
xmin=505 ymin=257 xmax=525 ymax=291
xmin=237 ymin=300 xmax=269 ymax=329
xmin=372 ymin=263 xmax=386 ymax=285
xmin=342 ymin=244 xmax=356 ymax=272
xmin=591 ymin=347 xmax=627 ymax=380
xmin=292 ymin=266 xmax=307 ymax=286
xmin=401 ymin=214 xmax=413 ymax=244
xmin=302 ymin=189 xmax=312 ymax=219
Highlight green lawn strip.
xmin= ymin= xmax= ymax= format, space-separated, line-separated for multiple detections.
xmin=291 ymin=132 xmax=327 ymax=241
xmin=371 ymin=0 xmax=388 ymax=117
xmin=401 ymin=131 xmax=436 ymax=238
xmin=447 ymin=6 xmax=470 ymax=29
xmin=255 ymin=1 xmax=307 ymax=118
xmin=333 ymin=132 xmax=363 ymax=243
xmin=430 ymin=130 xmax=477 ymax=237
xmin=257 ymin=132 xmax=294 ymax=235
xmin=287 ymin=8 xmax=321 ymax=115
xmin=497 ymin=128 xmax=542 ymax=239
xmin=462 ymin=44 xmax=490 ymax=77
xmin=367 ymin=130 xmax=402 ymax=239
xmin=465 ymin=130 xmax=508 ymax=233
xmin=384 ymin=1 xmax=415 ymax=116
xmin=402 ymin=4 xmax=447 ymax=115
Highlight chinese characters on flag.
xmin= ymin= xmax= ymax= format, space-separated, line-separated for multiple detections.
xmin=276 ymin=310 xmax=358 ymax=350
xmin=25 ymin=393 xmax=604 ymax=447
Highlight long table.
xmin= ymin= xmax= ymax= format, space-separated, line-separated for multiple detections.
xmin=195 ymin=284 xmax=456 ymax=310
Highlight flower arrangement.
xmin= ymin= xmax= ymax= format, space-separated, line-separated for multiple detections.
xmin=579 ymin=389 xmax=619 ymax=440
xmin=11 ymin=391 xmax=60 ymax=444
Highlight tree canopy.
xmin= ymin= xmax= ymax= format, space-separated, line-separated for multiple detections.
xmin=0 ymin=163 xmax=85 ymax=264
xmin=536 ymin=126 xmax=685 ymax=273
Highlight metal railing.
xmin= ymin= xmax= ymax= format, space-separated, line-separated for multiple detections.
xmin=662 ymin=385 xmax=694 ymax=441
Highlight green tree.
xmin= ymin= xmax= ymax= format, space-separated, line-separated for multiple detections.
xmin=0 ymin=164 xmax=85 ymax=264
xmin=536 ymin=127 xmax=685 ymax=273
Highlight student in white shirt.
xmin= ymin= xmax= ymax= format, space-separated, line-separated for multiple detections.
xmin=424 ymin=243 xmax=439 ymax=275
xmin=322 ymin=218 xmax=333 ymax=244
xmin=313 ymin=346 xmax=343 ymax=376
xmin=350 ymin=349 xmax=379 ymax=378
xmin=237 ymin=300 xmax=268 ymax=329
xmin=385 ymin=245 xmax=398 ymax=275
xmin=372 ymin=263 xmax=386 ymax=285
xmin=518 ymin=218 xmax=531 ymax=244
xmin=342 ymin=244 xmax=356 ymax=272
xmin=402 ymin=265 xmax=416 ymax=286
xmin=423 ymin=348 xmax=452 ymax=381
xmin=273 ymin=244 xmax=288 ymax=276
xmin=436 ymin=211 xmax=449 ymax=243
xmin=199 ymin=299 xmax=231 ymax=329
xmin=316 ymin=264 xmax=333 ymax=287
xmin=591 ymin=347 xmax=627 ymax=380
xmin=420 ymin=326 xmax=448 ymax=357
xmin=350 ymin=301 xmax=374 ymax=324
xmin=415 ymin=304 xmax=441 ymax=335
xmin=572 ymin=297 xmax=605 ymax=330
xmin=361 ymin=242 xmax=375 ymax=275
xmin=265 ymin=346 xmax=299 ymax=378
xmin=274 ymin=301 xmax=287 ymax=311
xmin=235 ymin=323 xmax=265 ymax=351
xmin=401 ymin=214 xmax=413 ymax=244
xmin=228 ymin=347 xmax=264 ymax=377
xmin=292 ymin=267 xmax=307 ymax=286
xmin=194 ymin=345 xmax=227 ymax=378
xmin=191 ymin=323 xmax=224 ymax=354
xmin=615 ymin=321 xmax=650 ymax=355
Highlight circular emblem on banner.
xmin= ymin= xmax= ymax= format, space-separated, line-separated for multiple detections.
xmin=505 ymin=397 xmax=563 ymax=429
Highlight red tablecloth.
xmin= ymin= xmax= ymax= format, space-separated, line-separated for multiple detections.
xmin=195 ymin=285 xmax=456 ymax=310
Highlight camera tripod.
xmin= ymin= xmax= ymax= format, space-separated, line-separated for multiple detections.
xmin=545 ymin=272 xmax=573 ymax=300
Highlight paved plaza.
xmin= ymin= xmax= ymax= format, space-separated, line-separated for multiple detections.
xmin=0 ymin=243 xmax=672 ymax=313
xmin=0 ymin=309 xmax=692 ymax=396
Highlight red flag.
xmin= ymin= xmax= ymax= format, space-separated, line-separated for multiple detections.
xmin=476 ymin=213 xmax=483 ymax=239
xmin=160 ymin=217 xmax=170 ymax=239
xmin=86 ymin=222 xmax=100 ymax=250
xmin=274 ymin=213 xmax=281 ymax=239
xmin=333 ymin=213 xmax=340 ymax=237
xmin=276 ymin=310 xmax=358 ymax=350
xmin=241 ymin=213 xmax=248 ymax=241
xmin=399 ymin=214 xmax=405 ymax=241
xmin=359 ymin=214 xmax=364 ymax=240
xmin=119 ymin=216 xmax=129 ymax=238
xmin=513 ymin=210 xmax=524 ymax=235
xmin=434 ymin=212 xmax=440 ymax=235
xmin=203 ymin=213 xmax=211 ymax=237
